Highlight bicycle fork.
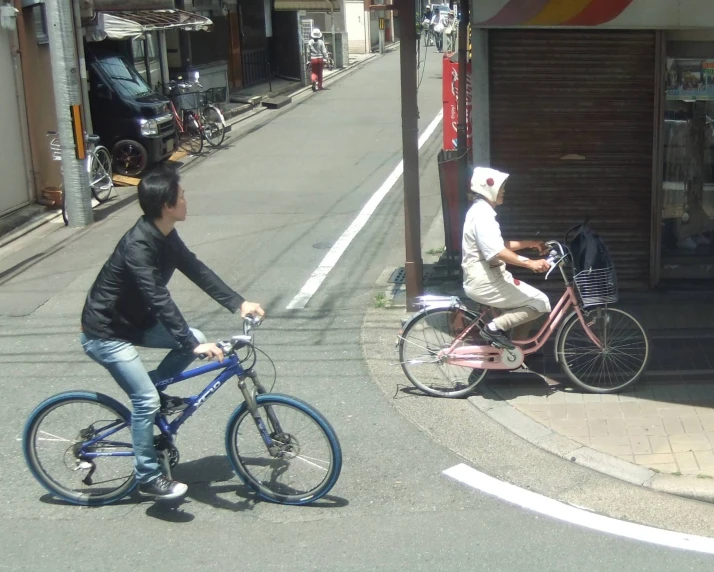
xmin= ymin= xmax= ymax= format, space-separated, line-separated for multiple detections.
xmin=238 ymin=372 xmax=286 ymax=457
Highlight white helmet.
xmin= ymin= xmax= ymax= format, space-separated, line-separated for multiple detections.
xmin=311 ymin=28 xmax=322 ymax=39
xmin=470 ymin=167 xmax=509 ymax=203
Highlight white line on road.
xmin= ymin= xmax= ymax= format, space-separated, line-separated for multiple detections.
xmin=443 ymin=463 xmax=714 ymax=555
xmin=286 ymin=110 xmax=444 ymax=310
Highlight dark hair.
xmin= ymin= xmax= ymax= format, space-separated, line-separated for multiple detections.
xmin=138 ymin=164 xmax=181 ymax=219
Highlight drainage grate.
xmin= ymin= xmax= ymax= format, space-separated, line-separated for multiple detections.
xmin=387 ymin=265 xmax=435 ymax=284
xmin=388 ymin=267 xmax=406 ymax=284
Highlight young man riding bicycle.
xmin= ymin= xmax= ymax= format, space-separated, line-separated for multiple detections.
xmin=80 ymin=164 xmax=264 ymax=500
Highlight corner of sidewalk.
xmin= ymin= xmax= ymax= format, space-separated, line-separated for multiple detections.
xmin=362 ymin=205 xmax=714 ymax=506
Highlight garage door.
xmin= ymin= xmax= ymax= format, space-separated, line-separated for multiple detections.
xmin=489 ymin=30 xmax=655 ymax=288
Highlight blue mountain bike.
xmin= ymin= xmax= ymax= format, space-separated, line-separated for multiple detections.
xmin=23 ymin=317 xmax=342 ymax=506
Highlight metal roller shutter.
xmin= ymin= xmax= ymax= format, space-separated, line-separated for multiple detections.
xmin=489 ymin=30 xmax=655 ymax=289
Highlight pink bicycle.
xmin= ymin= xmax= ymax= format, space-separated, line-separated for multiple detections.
xmin=397 ymin=239 xmax=650 ymax=397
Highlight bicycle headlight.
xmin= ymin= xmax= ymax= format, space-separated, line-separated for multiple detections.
xmin=139 ymin=118 xmax=159 ymax=137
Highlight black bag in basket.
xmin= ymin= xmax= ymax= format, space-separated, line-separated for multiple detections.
xmin=567 ymin=223 xmax=614 ymax=274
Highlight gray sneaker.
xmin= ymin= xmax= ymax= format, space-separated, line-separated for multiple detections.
xmin=480 ymin=327 xmax=515 ymax=349
xmin=139 ymin=475 xmax=188 ymax=500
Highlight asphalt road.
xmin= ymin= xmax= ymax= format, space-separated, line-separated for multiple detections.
xmin=0 ymin=48 xmax=713 ymax=571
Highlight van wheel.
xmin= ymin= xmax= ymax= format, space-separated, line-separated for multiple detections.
xmin=112 ymin=140 xmax=148 ymax=177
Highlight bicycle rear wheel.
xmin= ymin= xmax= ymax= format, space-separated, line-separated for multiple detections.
xmin=399 ymin=307 xmax=487 ymax=398
xmin=225 ymin=393 xmax=341 ymax=505
xmin=202 ymin=107 xmax=225 ymax=147
xmin=89 ymin=146 xmax=114 ymax=203
xmin=23 ymin=391 xmax=136 ymax=506
xmin=558 ymin=307 xmax=650 ymax=393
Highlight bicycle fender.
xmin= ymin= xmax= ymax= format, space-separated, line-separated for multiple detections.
xmin=400 ymin=303 xmax=479 ymax=334
xmin=208 ymin=104 xmax=225 ymax=126
xmin=553 ymin=310 xmax=579 ymax=362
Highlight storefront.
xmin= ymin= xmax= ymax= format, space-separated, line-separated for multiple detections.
xmin=470 ymin=0 xmax=714 ymax=289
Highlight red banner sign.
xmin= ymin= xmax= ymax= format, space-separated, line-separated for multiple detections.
xmin=442 ymin=57 xmax=473 ymax=152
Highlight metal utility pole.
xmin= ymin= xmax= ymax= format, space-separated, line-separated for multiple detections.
xmin=398 ymin=0 xmax=423 ymax=310
xmin=46 ymin=0 xmax=92 ymax=227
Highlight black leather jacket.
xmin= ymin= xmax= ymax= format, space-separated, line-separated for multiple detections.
xmin=81 ymin=216 xmax=244 ymax=350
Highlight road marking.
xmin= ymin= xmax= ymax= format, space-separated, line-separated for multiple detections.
xmin=443 ymin=463 xmax=714 ymax=555
xmin=286 ymin=110 xmax=444 ymax=310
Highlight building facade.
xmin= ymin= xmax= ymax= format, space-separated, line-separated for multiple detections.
xmin=470 ymin=0 xmax=714 ymax=288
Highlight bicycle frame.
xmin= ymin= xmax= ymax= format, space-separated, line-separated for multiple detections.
xmin=78 ymin=353 xmax=275 ymax=460
xmin=442 ymin=266 xmax=604 ymax=371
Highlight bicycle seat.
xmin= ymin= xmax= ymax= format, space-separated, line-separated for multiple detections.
xmin=86 ymin=134 xmax=101 ymax=145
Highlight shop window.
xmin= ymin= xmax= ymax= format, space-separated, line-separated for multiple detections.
xmin=661 ymin=47 xmax=714 ymax=275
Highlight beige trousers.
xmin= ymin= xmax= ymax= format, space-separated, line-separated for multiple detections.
xmin=463 ymin=261 xmax=551 ymax=337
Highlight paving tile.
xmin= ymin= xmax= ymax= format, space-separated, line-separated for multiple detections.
xmin=668 ymin=433 xmax=712 ymax=452
xmin=591 ymin=444 xmax=634 ymax=457
xmin=547 ymin=404 xmax=569 ymax=419
xmin=695 ymin=406 xmax=714 ymax=419
xmin=569 ymin=434 xmax=590 ymax=446
xmin=588 ymin=419 xmax=609 ymax=437
xmin=557 ymin=425 xmax=590 ymax=438
xmin=647 ymin=463 xmax=679 ymax=473
xmin=564 ymin=392 xmax=584 ymax=404
xmin=659 ymin=405 xmax=696 ymax=416
xmin=551 ymin=418 xmax=588 ymax=429
xmin=674 ymin=452 xmax=699 ymax=473
xmin=629 ymin=436 xmax=652 ymax=455
xmin=702 ymin=420 xmax=714 ymax=432
xmin=694 ymin=451 xmax=714 ymax=470
xmin=601 ymin=394 xmax=621 ymax=404
xmin=627 ymin=426 xmax=667 ymax=437
xmin=625 ymin=417 xmax=664 ymax=428
xmin=617 ymin=391 xmax=638 ymax=403
xmin=591 ymin=435 xmax=631 ymax=448
xmin=607 ymin=419 xmax=628 ymax=436
xmin=566 ymin=404 xmax=586 ymax=419
xmin=527 ymin=394 xmax=550 ymax=405
xmin=648 ymin=436 xmax=672 ymax=454
xmin=544 ymin=392 xmax=566 ymax=404
xmin=617 ymin=455 xmax=635 ymax=463
xmin=582 ymin=394 xmax=602 ymax=403
xmin=634 ymin=453 xmax=676 ymax=465
xmin=520 ymin=402 xmax=550 ymax=412
xmin=585 ymin=402 xmax=612 ymax=411
xmin=663 ymin=417 xmax=685 ymax=434
xmin=619 ymin=402 xmax=642 ymax=418
xmin=682 ymin=416 xmax=704 ymax=434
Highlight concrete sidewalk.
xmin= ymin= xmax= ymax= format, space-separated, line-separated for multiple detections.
xmin=366 ymin=209 xmax=714 ymax=504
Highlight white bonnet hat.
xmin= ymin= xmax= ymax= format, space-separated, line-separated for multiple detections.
xmin=470 ymin=167 xmax=509 ymax=203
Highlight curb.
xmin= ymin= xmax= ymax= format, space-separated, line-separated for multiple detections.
xmin=467 ymin=387 xmax=714 ymax=504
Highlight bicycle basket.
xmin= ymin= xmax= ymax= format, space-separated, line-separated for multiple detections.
xmin=573 ymin=266 xmax=619 ymax=307
xmin=170 ymin=91 xmax=203 ymax=111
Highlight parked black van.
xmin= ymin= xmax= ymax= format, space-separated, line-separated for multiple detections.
xmin=86 ymin=45 xmax=176 ymax=177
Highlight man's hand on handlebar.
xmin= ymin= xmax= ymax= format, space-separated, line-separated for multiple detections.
xmin=194 ymin=343 xmax=224 ymax=361
xmin=240 ymin=301 xmax=265 ymax=319
xmin=528 ymin=259 xmax=552 ymax=273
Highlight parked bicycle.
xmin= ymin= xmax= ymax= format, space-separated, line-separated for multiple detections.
xmin=397 ymin=232 xmax=650 ymax=397
xmin=46 ymin=131 xmax=114 ymax=226
xmin=23 ymin=315 xmax=342 ymax=506
xmin=162 ymin=73 xmax=226 ymax=155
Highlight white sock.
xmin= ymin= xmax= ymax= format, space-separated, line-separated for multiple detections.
xmin=487 ymin=322 xmax=499 ymax=333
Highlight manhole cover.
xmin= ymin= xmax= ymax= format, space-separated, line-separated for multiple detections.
xmin=312 ymin=241 xmax=333 ymax=249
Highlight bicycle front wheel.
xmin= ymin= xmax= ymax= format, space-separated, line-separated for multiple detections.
xmin=558 ymin=307 xmax=650 ymax=393
xmin=225 ymin=394 xmax=342 ymax=505
xmin=23 ymin=391 xmax=136 ymax=506
xmin=202 ymin=107 xmax=225 ymax=147
xmin=399 ymin=308 xmax=487 ymax=398
xmin=89 ymin=146 xmax=114 ymax=203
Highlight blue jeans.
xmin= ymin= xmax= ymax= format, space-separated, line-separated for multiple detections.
xmin=80 ymin=324 xmax=207 ymax=484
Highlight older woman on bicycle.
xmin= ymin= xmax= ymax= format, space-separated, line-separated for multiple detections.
xmin=462 ymin=167 xmax=552 ymax=348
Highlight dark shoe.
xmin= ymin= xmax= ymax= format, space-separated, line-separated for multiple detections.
xmin=139 ymin=475 xmax=188 ymax=500
xmin=480 ymin=327 xmax=515 ymax=349
xmin=159 ymin=393 xmax=190 ymax=413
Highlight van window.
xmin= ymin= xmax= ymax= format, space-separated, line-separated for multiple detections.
xmin=94 ymin=56 xmax=153 ymax=99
